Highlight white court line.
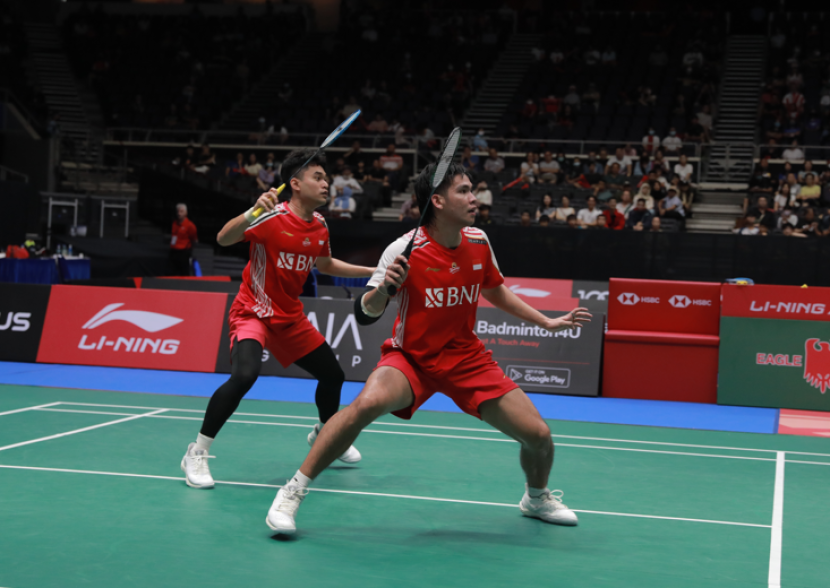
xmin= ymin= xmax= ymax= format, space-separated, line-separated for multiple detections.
xmin=0 ymin=463 xmax=771 ymax=529
xmin=57 ymin=401 xmax=830 ymax=458
xmin=0 ymin=401 xmax=61 ymax=417
xmin=35 ymin=408 xmax=778 ymax=462
xmin=785 ymin=459 xmax=830 ymax=466
xmin=768 ymin=452 xmax=785 ymax=588
xmin=0 ymin=409 xmax=168 ymax=452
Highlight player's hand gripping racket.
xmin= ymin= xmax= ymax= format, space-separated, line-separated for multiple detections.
xmin=250 ymin=109 xmax=362 ymax=218
xmin=386 ymin=127 xmax=462 ymax=297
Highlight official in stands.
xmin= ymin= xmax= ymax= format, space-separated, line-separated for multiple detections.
xmin=169 ymin=203 xmax=198 ymax=276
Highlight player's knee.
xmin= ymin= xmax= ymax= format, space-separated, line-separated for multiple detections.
xmin=526 ymin=421 xmax=552 ymax=450
xmin=350 ymin=394 xmax=388 ymax=422
xmin=231 ymin=368 xmax=259 ymax=392
xmin=323 ymin=362 xmax=345 ymax=387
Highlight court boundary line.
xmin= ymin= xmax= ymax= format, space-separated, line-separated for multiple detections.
xmin=0 ymin=408 xmax=168 ymax=452
xmin=0 ymin=463 xmax=773 ymax=529
xmin=35 ymin=407 xmax=830 ymax=466
xmin=768 ymin=452 xmax=784 ymax=588
xmin=54 ymin=401 xmax=830 ymax=459
xmin=0 ymin=401 xmax=61 ymax=417
xmin=34 ymin=407 xmax=781 ymax=463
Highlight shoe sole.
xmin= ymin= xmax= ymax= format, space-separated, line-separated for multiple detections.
xmin=265 ymin=517 xmax=296 ymax=535
xmin=180 ymin=459 xmax=215 ymax=489
xmin=519 ymin=504 xmax=578 ymax=526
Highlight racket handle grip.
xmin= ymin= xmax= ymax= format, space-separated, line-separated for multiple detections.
xmin=251 ymin=184 xmax=286 ymax=218
xmin=384 ymin=250 xmax=411 ymax=298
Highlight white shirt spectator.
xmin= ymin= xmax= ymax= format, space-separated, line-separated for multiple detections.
xmin=696 ymin=111 xmax=712 ymax=131
xmin=329 ymin=194 xmax=357 ymax=218
xmin=774 ymin=192 xmax=792 ymax=210
xmin=538 ymin=159 xmax=560 ymax=174
xmin=661 ymin=194 xmax=685 ymax=217
xmin=617 ymin=200 xmax=635 ymax=218
xmin=662 ymin=134 xmax=682 ymax=153
xmin=642 ymin=133 xmax=661 ymax=152
xmin=329 ymin=174 xmax=363 ymax=197
xmin=782 ymin=146 xmax=805 ymax=162
xmin=606 ymin=155 xmax=632 ymax=172
xmin=474 ymin=188 xmax=493 ymax=206
xmin=520 ymin=161 xmax=539 ymax=182
xmin=577 ymin=207 xmax=603 ymax=225
xmin=674 ymin=162 xmax=694 ymax=182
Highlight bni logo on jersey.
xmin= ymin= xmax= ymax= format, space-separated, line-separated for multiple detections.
xmin=424 ymin=285 xmax=481 ymax=308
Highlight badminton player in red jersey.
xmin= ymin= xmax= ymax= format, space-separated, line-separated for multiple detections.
xmin=181 ymin=149 xmax=375 ymax=489
xmin=266 ymin=162 xmax=591 ymax=534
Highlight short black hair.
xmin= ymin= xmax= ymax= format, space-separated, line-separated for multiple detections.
xmin=280 ymin=148 xmax=326 ymax=189
xmin=414 ymin=162 xmax=472 ymax=227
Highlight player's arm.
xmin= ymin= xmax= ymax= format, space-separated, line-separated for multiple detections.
xmin=315 ymin=256 xmax=374 ymax=278
xmin=481 ymin=284 xmax=591 ymax=333
xmin=354 ymin=255 xmax=409 ymax=325
xmin=216 ymin=189 xmax=279 ymax=246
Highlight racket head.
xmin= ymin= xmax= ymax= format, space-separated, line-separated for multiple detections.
xmin=321 ymin=109 xmax=362 ymax=149
xmin=430 ymin=127 xmax=463 ymax=189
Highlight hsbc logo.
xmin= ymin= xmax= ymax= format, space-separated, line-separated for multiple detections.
xmin=669 ymin=295 xmax=690 ymax=308
xmin=425 ymin=285 xmax=481 ymax=309
xmin=77 ymin=303 xmax=182 ymax=354
xmin=277 ymin=252 xmax=316 ymax=272
xmin=618 ymin=293 xmax=639 ymax=305
xmin=0 ymin=312 xmax=31 ymax=332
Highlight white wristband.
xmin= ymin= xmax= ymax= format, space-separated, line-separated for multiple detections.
xmin=243 ymin=207 xmax=257 ymax=223
xmin=360 ymin=293 xmax=384 ymax=318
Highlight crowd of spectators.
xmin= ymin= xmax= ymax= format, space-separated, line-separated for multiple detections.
xmin=741 ymin=156 xmax=830 ymax=237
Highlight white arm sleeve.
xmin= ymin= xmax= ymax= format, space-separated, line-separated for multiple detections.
xmin=367 ymin=236 xmax=409 ymax=289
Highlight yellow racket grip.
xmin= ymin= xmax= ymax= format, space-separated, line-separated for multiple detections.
xmin=251 ymin=184 xmax=286 ymax=218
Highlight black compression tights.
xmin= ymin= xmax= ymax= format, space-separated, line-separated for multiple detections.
xmin=199 ymin=339 xmax=345 ymax=439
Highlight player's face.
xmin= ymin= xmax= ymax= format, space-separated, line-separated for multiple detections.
xmin=434 ymin=174 xmax=476 ymax=226
xmin=294 ymin=165 xmax=329 ymax=207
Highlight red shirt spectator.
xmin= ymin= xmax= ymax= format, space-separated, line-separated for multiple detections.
xmin=171 ymin=206 xmax=198 ymax=250
xmin=782 ymin=91 xmax=805 ymax=120
xmin=540 ymin=95 xmax=560 ymax=115
xmin=602 ymin=204 xmax=626 ymax=230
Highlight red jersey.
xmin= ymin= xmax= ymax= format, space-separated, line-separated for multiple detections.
xmin=368 ymin=226 xmax=504 ymax=372
xmin=171 ymin=218 xmax=198 ymax=250
xmin=237 ymin=202 xmax=331 ymax=321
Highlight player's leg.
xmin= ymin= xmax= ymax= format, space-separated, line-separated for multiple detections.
xmin=479 ymin=389 xmax=578 ymax=526
xmin=265 ymin=366 xmax=414 ymax=534
xmin=293 ymin=343 xmax=361 ymax=463
xmin=181 ymin=338 xmax=262 ymax=489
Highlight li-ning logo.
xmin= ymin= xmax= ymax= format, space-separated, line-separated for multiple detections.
xmin=509 ymin=285 xmax=550 ymax=298
xmin=805 ymin=338 xmax=830 ymax=394
xmin=669 ymin=295 xmax=691 ymax=308
xmin=0 ymin=312 xmax=31 ymax=332
xmin=77 ymin=303 xmax=182 ymax=354
xmin=277 ymin=252 xmax=316 ymax=272
xmin=424 ymin=285 xmax=481 ymax=308
xmin=618 ymin=293 xmax=639 ymax=305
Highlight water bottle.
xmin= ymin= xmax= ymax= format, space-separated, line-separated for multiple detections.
xmin=68 ymin=245 xmax=73 ymax=257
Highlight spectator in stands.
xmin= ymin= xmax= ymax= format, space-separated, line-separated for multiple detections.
xmin=363 ymin=159 xmax=393 ymax=207
xmin=473 ymin=128 xmax=488 ymax=151
xmin=606 ymin=147 xmax=632 ymax=176
xmin=593 ymin=214 xmax=609 ymax=230
xmin=342 ymin=96 xmax=361 ymax=118
xmin=330 ymin=166 xmax=363 ymax=198
xmin=584 ymin=152 xmax=604 ymax=175
xmin=674 ymin=154 xmax=694 ymax=183
xmin=797 ymin=172 xmax=821 ymax=205
xmin=605 ymin=163 xmax=627 ymax=192
xmin=659 ymin=188 xmax=686 ymax=225
xmin=367 ymin=114 xmax=389 ymax=133
xmin=650 ymin=217 xmax=663 ymax=232
xmin=798 ymin=160 xmax=817 ymax=183
xmin=538 ymin=151 xmax=560 ymax=183
xmin=796 ymin=207 xmax=819 ymax=236
xmin=782 ymin=140 xmax=805 ymax=163
xmin=747 ymin=158 xmax=775 ymax=209
xmin=536 ymin=194 xmax=555 ymax=222
xmin=245 ymin=153 xmax=263 ymax=177
xmin=329 ymin=186 xmax=357 ymax=219
xmin=518 ymin=152 xmax=539 ymax=185
xmin=617 ymin=189 xmax=635 ymax=219
xmin=475 ymin=204 xmax=494 ymax=227
xmin=679 ymin=182 xmax=695 ymax=216
xmin=484 ymin=148 xmax=505 ymax=174
xmin=169 ymin=203 xmax=197 ymax=276
xmin=399 ymin=193 xmax=419 ymax=223
xmin=538 ymin=215 xmax=551 ymax=227
xmin=783 ymin=172 xmax=802 ymax=205
xmin=256 ymin=154 xmax=279 ymax=191
xmin=380 ymin=144 xmax=404 ymax=191
xmin=582 ymin=83 xmax=601 ymax=112
xmin=577 ymin=196 xmax=602 ymax=227
xmin=633 ymin=154 xmax=651 ymax=177
xmin=193 ymin=144 xmax=216 ymax=174
xmin=773 ymin=185 xmax=791 ymax=211
xmin=593 ymin=179 xmax=614 ymax=202
xmin=638 ymin=87 xmax=656 ymax=107
xmin=782 ymin=224 xmax=806 ymax=237
xmin=697 ymin=104 xmax=713 ymax=135
xmin=520 ymin=99 xmax=538 ymax=119
xmin=642 ymin=128 xmax=660 ymax=154
xmin=461 ymin=146 xmax=480 ymax=172
xmin=474 ymin=181 xmax=493 ymax=206
xmin=635 ymin=182 xmax=656 ymax=211
xmin=603 ymin=197 xmax=626 ymax=230
xmin=566 ymin=214 xmax=578 ymax=229
xmin=626 ymin=199 xmax=653 ymax=230
xmin=563 ymin=85 xmax=581 ymax=110
xmin=686 ymin=116 xmax=707 ymax=142
xmin=761 ymin=139 xmax=780 ymax=159
xmin=554 ymin=195 xmax=575 ymax=223
xmin=519 ymin=210 xmax=533 ymax=227
xmin=662 ymin=128 xmax=682 ymax=154
xmin=559 ymin=105 xmax=575 ymax=126
xmin=745 ymin=196 xmax=776 ymax=231
xmin=818 ymin=211 xmax=830 ymax=237
xmin=650 ymin=151 xmax=669 ymax=176
xmin=344 ymin=141 xmax=365 ymax=169
xmin=783 ymin=85 xmax=806 ymax=123
xmin=225 ymin=152 xmax=246 ymax=178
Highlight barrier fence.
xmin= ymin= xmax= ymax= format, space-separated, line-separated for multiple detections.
xmin=2 ymin=278 xmax=829 ymax=412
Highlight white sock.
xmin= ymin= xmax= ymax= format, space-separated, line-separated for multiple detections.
xmin=195 ymin=433 xmax=213 ymax=452
xmin=290 ymin=469 xmax=312 ymax=488
xmin=527 ymin=485 xmax=547 ymax=498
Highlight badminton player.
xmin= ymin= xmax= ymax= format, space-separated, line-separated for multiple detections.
xmin=181 ymin=148 xmax=375 ymax=489
xmin=266 ymin=162 xmax=591 ymax=533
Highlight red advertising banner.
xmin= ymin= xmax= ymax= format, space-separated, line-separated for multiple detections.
xmin=721 ymin=284 xmax=830 ymax=322
xmin=37 ymin=285 xmax=227 ymax=372
xmin=478 ymin=278 xmax=579 ymax=311
xmin=607 ymin=278 xmax=720 ymax=335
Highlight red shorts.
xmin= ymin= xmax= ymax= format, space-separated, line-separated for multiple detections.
xmin=228 ymin=298 xmax=325 ymax=368
xmin=376 ymin=342 xmax=518 ymax=420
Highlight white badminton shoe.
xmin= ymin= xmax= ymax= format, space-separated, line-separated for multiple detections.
xmin=181 ymin=442 xmax=215 ymax=489
xmin=308 ymin=422 xmax=362 ymax=464
xmin=266 ymin=482 xmax=308 ymax=534
xmin=519 ymin=488 xmax=578 ymax=526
